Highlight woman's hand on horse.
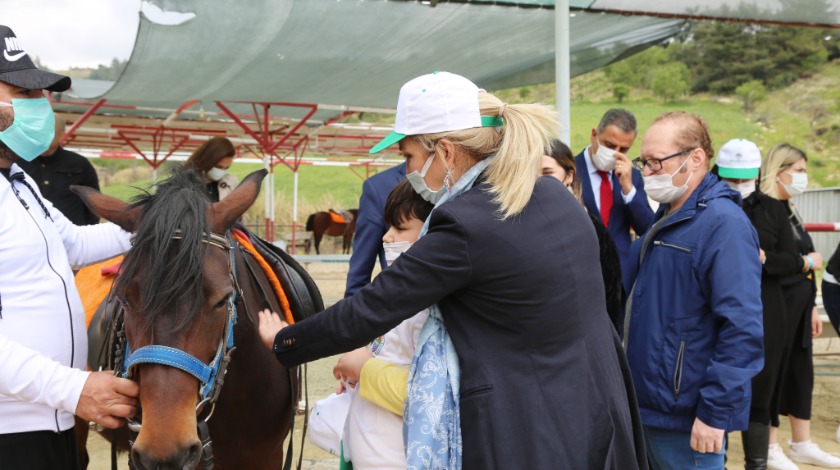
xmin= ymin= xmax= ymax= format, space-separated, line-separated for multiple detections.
xmin=75 ymin=371 xmax=139 ymax=429
xmin=333 ymin=347 xmax=373 ymax=391
xmin=258 ymin=309 xmax=289 ymax=350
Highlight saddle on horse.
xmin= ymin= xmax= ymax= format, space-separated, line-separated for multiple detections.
xmin=84 ymin=226 xmax=323 ymax=372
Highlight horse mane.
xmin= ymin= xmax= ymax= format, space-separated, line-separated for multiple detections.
xmin=115 ymin=167 xmax=213 ymax=333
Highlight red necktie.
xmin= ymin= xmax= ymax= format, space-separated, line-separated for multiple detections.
xmin=598 ymin=170 xmax=613 ymax=227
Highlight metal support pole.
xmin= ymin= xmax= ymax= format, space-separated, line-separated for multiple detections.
xmin=555 ymin=0 xmax=572 ymax=147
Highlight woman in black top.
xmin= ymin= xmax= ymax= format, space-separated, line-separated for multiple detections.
xmin=541 ymin=139 xmax=624 ymax=336
xmin=759 ymin=143 xmax=838 ymax=468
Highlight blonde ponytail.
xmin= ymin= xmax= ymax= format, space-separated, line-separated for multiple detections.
xmin=413 ymin=92 xmax=558 ymax=218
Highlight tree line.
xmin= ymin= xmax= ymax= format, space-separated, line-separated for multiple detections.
xmin=606 ymin=18 xmax=840 ymax=110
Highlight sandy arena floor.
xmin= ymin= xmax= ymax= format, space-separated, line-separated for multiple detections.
xmin=86 ymin=261 xmax=840 ymax=469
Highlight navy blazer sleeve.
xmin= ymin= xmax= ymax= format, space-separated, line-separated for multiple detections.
xmin=625 ymin=169 xmax=654 ymax=236
xmin=275 ymin=205 xmax=472 ymax=366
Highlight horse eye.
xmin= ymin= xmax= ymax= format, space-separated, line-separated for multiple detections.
xmin=213 ymin=294 xmax=231 ymax=310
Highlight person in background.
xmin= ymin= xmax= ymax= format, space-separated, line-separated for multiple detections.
xmin=16 ymin=114 xmax=100 ymax=225
xmin=822 ymin=241 xmax=840 ymax=445
xmin=344 ymin=162 xmax=406 ymax=297
xmin=760 ymin=143 xmax=840 ymax=470
xmin=575 ymin=108 xmax=654 ymax=288
xmin=260 ymin=71 xmax=647 ymax=469
xmin=824 ymin=241 xmax=840 ymax=337
xmin=542 ymin=139 xmax=623 ymax=335
xmin=0 ymin=25 xmax=138 ymax=469
xmin=624 ymin=112 xmax=764 ymax=469
xmin=716 ymin=138 xmax=803 ymax=470
xmin=183 ymin=136 xmax=238 ymax=202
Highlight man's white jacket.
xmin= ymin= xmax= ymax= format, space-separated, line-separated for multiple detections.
xmin=0 ymin=164 xmax=131 ymax=434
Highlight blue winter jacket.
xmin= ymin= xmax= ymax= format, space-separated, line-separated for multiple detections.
xmin=624 ymin=173 xmax=764 ymax=433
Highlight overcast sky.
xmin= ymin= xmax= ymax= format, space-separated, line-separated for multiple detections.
xmin=5 ymin=0 xmax=143 ymax=70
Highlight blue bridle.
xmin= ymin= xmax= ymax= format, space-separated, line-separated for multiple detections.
xmin=118 ymin=230 xmax=239 ymax=416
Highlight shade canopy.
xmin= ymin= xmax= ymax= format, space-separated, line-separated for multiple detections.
xmin=50 ymin=0 xmax=689 ymax=159
xmin=54 ymin=0 xmax=839 ymax=159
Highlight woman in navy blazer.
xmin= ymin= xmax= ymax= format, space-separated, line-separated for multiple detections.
xmin=260 ymin=72 xmax=646 ymax=469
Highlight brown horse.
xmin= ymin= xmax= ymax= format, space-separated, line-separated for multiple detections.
xmin=73 ymin=168 xmax=321 ymax=469
xmin=305 ymin=209 xmax=358 ymax=254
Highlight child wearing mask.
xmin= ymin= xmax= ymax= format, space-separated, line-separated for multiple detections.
xmin=331 ymin=179 xmax=434 ymax=469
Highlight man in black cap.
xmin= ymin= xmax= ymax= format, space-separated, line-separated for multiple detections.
xmin=17 ymin=114 xmax=101 ymax=226
xmin=0 ymin=25 xmax=138 ymax=469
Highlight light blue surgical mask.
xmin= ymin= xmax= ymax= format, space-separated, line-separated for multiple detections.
xmin=0 ymin=98 xmax=56 ymax=162
xmin=406 ymin=152 xmax=447 ymax=204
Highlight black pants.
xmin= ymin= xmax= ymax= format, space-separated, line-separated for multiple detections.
xmin=772 ymin=279 xmax=815 ymax=426
xmin=749 ymin=282 xmax=787 ymax=424
xmin=0 ymin=427 xmax=81 ymax=470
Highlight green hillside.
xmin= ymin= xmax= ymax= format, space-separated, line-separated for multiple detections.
xmin=91 ymin=60 xmax=840 ymax=235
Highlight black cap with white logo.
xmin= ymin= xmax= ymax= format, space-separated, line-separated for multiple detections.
xmin=0 ymin=25 xmax=70 ymax=92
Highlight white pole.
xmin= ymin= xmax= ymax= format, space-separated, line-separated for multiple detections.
xmin=264 ymin=155 xmax=274 ymax=240
xmin=555 ymin=0 xmax=572 ymax=147
xmin=293 ymin=171 xmax=299 ymax=225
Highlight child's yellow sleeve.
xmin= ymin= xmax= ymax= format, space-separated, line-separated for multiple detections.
xmin=358 ymin=357 xmax=409 ymax=416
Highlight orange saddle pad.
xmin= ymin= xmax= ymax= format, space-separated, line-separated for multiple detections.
xmin=328 ymin=210 xmax=346 ymax=224
xmin=75 ymin=256 xmax=123 ymax=329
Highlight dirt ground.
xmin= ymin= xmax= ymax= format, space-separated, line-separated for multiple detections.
xmin=86 ymin=262 xmax=840 ymax=469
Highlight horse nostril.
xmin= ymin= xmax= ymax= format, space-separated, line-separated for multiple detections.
xmin=130 ymin=447 xmax=150 ymax=470
xmin=185 ymin=441 xmax=202 ymax=469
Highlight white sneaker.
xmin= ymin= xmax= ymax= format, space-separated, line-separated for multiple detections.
xmin=768 ymin=443 xmax=800 ymax=470
xmin=788 ymin=440 xmax=840 ymax=468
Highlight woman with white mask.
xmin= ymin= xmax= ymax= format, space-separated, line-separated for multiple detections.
xmin=183 ymin=136 xmax=239 ymax=201
xmin=757 ymin=143 xmax=837 ymax=469
xmin=259 ymin=71 xmax=646 ymax=469
xmin=717 ymin=139 xmax=807 ymax=470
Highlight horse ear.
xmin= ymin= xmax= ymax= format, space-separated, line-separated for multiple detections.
xmin=70 ymin=185 xmax=140 ymax=232
xmin=210 ymin=169 xmax=268 ymax=233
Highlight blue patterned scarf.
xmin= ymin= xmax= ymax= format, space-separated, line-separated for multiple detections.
xmin=403 ymin=157 xmax=491 ymax=470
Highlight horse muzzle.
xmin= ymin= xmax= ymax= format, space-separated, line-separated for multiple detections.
xmin=130 ymin=441 xmax=202 ymax=470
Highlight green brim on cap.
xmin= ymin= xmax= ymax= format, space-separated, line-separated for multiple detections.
xmin=718 ymin=166 xmax=759 ymax=179
xmin=369 ymin=131 xmax=406 ymax=154
xmin=368 ymin=117 xmax=503 ymax=154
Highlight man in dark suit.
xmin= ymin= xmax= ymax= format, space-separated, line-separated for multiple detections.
xmin=16 ymin=115 xmax=100 ymax=225
xmin=575 ymin=109 xmax=653 ymax=287
xmin=344 ymin=162 xmax=405 ymax=297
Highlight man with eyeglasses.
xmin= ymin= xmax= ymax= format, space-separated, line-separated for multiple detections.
xmin=622 ymin=112 xmax=763 ymax=469
xmin=575 ymin=108 xmax=654 ymax=287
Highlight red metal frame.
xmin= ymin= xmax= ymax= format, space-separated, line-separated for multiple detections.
xmin=214 ymin=101 xmax=323 ymax=243
xmin=116 ymin=129 xmax=191 ymax=169
xmin=805 ymin=223 xmax=840 ymax=232
xmin=62 ymin=98 xmax=106 ymax=146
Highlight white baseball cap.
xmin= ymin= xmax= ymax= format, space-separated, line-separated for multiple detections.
xmin=369 ymin=71 xmax=503 ymax=154
xmin=717 ymin=138 xmax=762 ymax=179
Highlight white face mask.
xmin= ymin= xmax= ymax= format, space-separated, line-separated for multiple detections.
xmin=780 ymin=172 xmax=808 ymax=197
xmin=726 ymin=180 xmax=756 ymax=200
xmin=643 ymin=156 xmax=693 ymax=204
xmin=592 ymin=141 xmax=617 ymax=172
xmin=406 ymin=152 xmax=446 ymax=204
xmin=206 ymin=166 xmax=227 ymax=182
xmin=383 ymin=241 xmax=412 ymax=266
